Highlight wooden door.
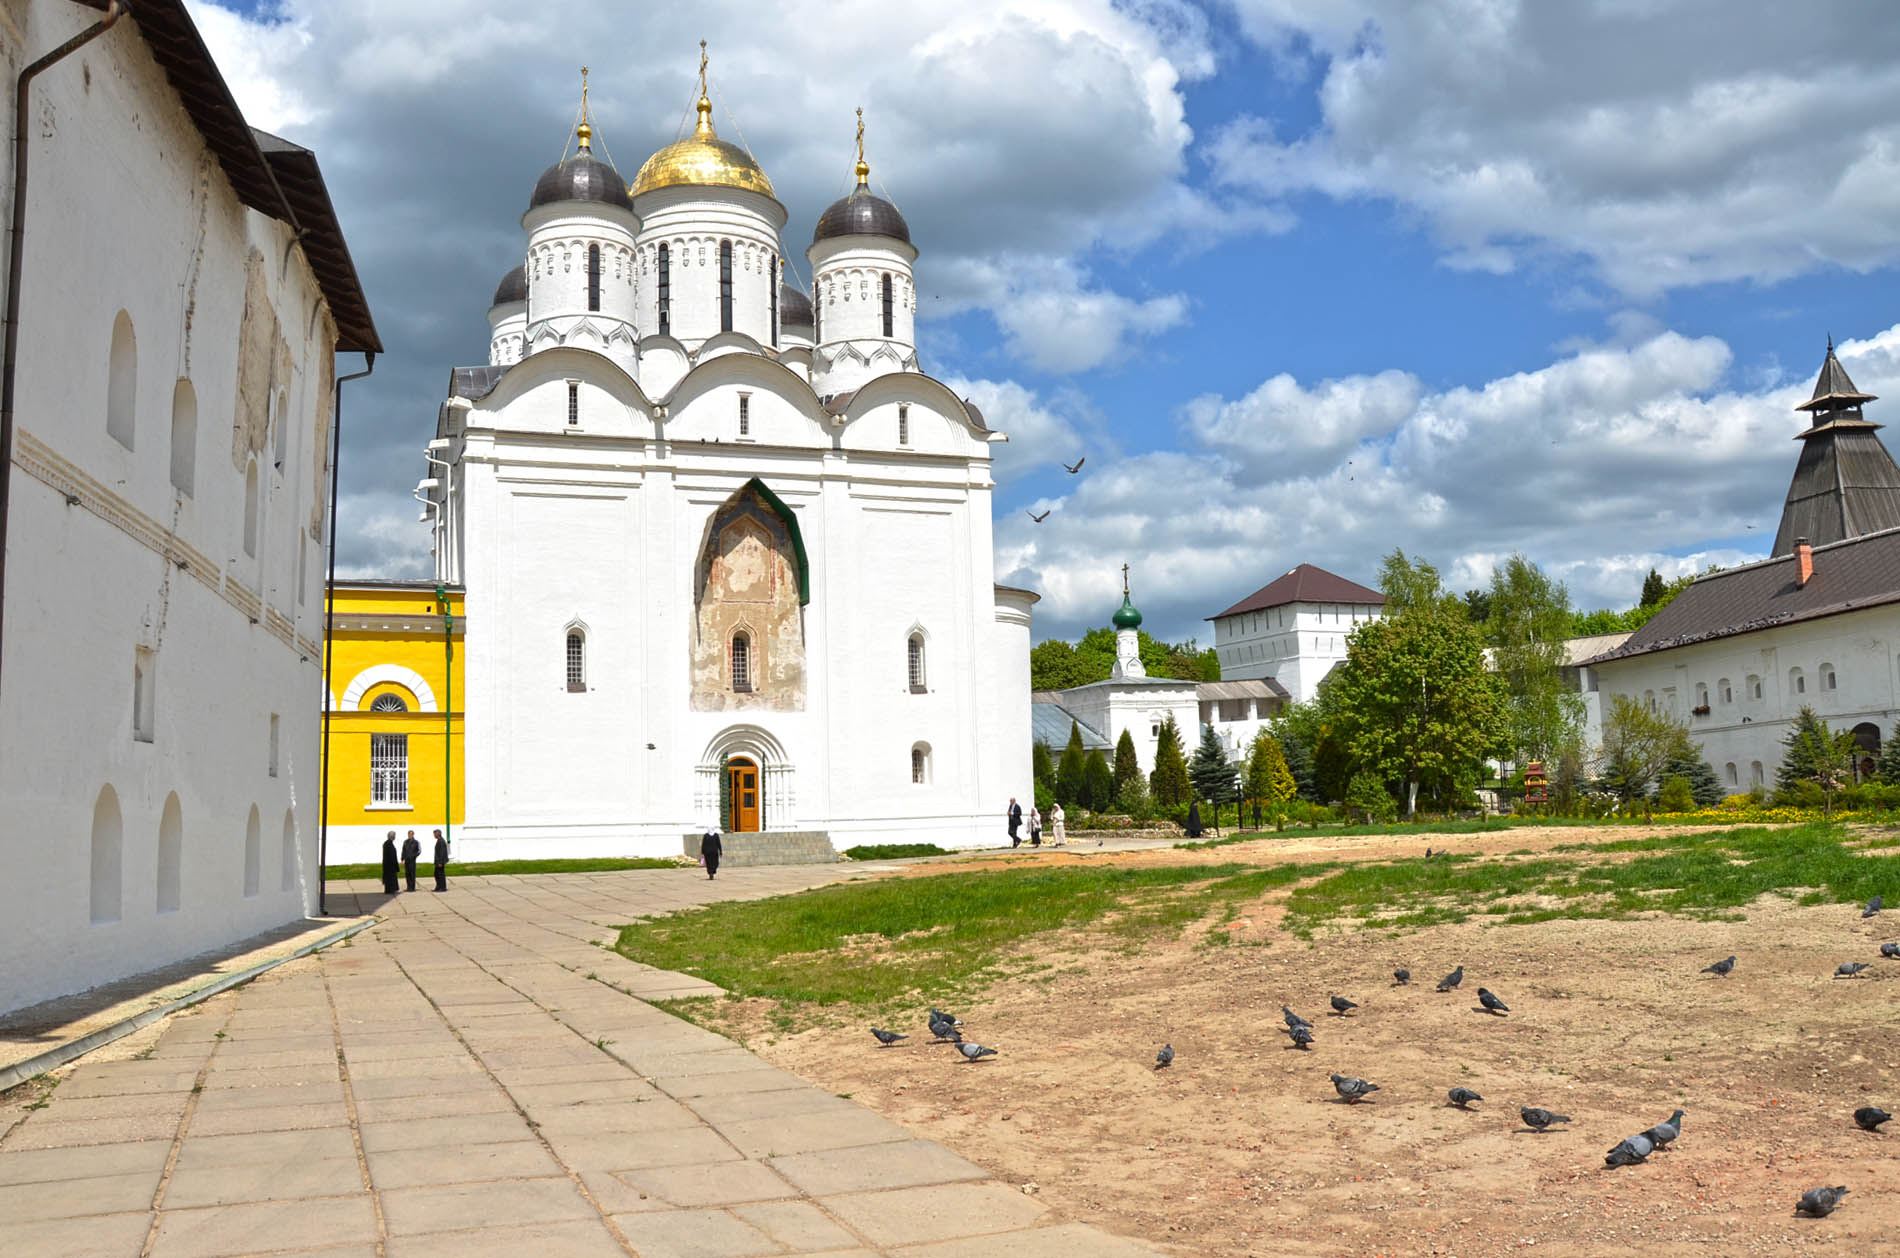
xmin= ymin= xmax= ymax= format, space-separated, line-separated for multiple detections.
xmin=728 ymin=758 xmax=760 ymax=832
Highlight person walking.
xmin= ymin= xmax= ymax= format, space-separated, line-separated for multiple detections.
xmin=701 ymin=828 xmax=723 ymax=880
xmin=1184 ymin=800 xmax=1203 ymax=839
xmin=380 ymin=832 xmax=400 ymax=895
xmin=1051 ymin=801 xmax=1067 ymax=846
xmin=401 ymin=830 xmax=421 ymax=892
xmin=1007 ymin=797 xmax=1023 ymax=848
xmin=431 ymin=828 xmax=449 ymax=892
xmin=1027 ymin=804 xmax=1042 ymax=848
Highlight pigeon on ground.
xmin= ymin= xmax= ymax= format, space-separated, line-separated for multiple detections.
xmin=1155 ymin=1043 xmax=1173 ymax=1070
xmin=1425 ymin=847 xmax=1433 ymax=858
xmin=1447 ymin=1087 xmax=1483 ymax=1109
xmin=1330 ymin=995 xmax=1358 ymax=1016
xmin=929 ymin=1016 xmax=961 ymax=1042
xmin=1478 ymin=988 xmax=1510 ymax=1016
xmin=1393 ymin=968 xmax=1411 ymax=985
xmin=1642 ymin=1109 xmax=1684 ymax=1150
xmin=1702 ymin=955 xmax=1736 ymax=977
xmin=956 ymin=1041 xmax=997 ymax=1062
xmin=1283 ymin=1005 xmax=1313 ymax=1031
xmin=1853 ymin=1106 xmax=1890 ymax=1132
xmin=930 ymin=1007 xmax=963 ymax=1027
xmin=1836 ymin=962 xmax=1872 ymax=978
xmin=1881 ymin=943 xmax=1900 ymax=959
xmin=1437 ymin=966 xmax=1464 ymax=993
xmin=1864 ymin=895 xmax=1883 ymax=918
xmin=870 ymin=1028 xmax=908 ymax=1046
xmin=1521 ymin=1107 xmax=1571 ymax=1132
xmin=1795 ymin=1185 xmax=1849 ymax=1217
xmin=1284 ymin=1024 xmax=1314 ymax=1051
xmin=1605 ymin=1133 xmax=1654 ymax=1166
xmin=1331 ymin=1073 xmax=1379 ymax=1103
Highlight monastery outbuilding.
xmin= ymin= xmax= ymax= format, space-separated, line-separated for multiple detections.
xmin=339 ymin=60 xmax=1034 ymax=864
xmin=0 ymin=0 xmax=375 ymax=1013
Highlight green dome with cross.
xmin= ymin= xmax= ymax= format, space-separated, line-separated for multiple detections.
xmin=1112 ymin=564 xmax=1143 ymax=629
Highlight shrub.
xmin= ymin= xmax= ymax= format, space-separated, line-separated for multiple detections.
xmin=1657 ymin=774 xmax=1696 ymax=813
xmin=1345 ymin=772 xmax=1397 ymax=824
xmin=843 ymin=844 xmax=950 ymax=860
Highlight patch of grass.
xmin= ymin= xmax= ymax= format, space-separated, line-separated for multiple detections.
xmin=1282 ymin=823 xmax=1899 ymax=936
xmin=843 ymin=844 xmax=952 ymax=861
xmin=616 ymin=861 xmax=1330 ymax=1007
xmin=324 ymin=856 xmax=681 ymax=881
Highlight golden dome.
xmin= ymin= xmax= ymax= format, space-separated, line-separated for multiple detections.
xmin=631 ymin=84 xmax=775 ymax=199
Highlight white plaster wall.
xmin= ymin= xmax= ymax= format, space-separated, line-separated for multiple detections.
xmin=1213 ymin=600 xmax=1380 ymax=703
xmin=1592 ymin=605 xmax=1900 ymax=793
xmin=488 ymin=302 xmax=526 ymax=367
xmin=0 ymin=0 xmax=331 ymax=1012
xmin=524 ymin=204 xmax=639 ymax=331
xmin=633 ymin=188 xmax=787 ymax=348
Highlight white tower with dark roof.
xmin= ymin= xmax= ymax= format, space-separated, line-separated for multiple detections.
xmin=808 ymin=110 xmax=918 ymax=397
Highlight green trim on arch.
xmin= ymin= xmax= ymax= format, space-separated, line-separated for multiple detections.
xmin=744 ymin=477 xmax=811 ymax=606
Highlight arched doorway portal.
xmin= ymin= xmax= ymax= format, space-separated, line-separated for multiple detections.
xmin=1852 ymin=722 xmax=1881 ymax=781
xmin=728 ymin=756 xmax=761 ymax=832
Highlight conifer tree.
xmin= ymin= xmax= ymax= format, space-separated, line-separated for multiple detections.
xmin=1658 ymin=751 xmax=1722 ymax=807
xmin=1112 ymin=729 xmax=1143 ymax=802
xmin=1057 ymin=722 xmax=1087 ymax=806
xmin=1149 ymin=715 xmax=1191 ymax=807
xmin=1188 ymin=724 xmax=1237 ymax=823
xmin=1877 ymin=724 xmax=1900 ymax=786
xmin=1084 ymin=750 xmax=1114 ymax=812
xmin=1244 ymin=731 xmax=1297 ymax=826
xmin=1032 ymin=741 xmax=1055 ymax=793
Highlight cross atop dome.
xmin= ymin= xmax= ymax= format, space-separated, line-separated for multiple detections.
xmin=631 ymin=42 xmax=776 ymax=199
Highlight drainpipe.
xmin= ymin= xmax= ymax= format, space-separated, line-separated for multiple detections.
xmin=0 ymin=1 xmax=125 ymax=720
xmin=319 ymin=352 xmax=376 ymax=913
xmin=435 ymin=582 xmax=451 ymax=857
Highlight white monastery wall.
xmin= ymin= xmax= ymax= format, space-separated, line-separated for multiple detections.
xmin=0 ymin=1 xmax=333 ymax=1012
xmin=1592 ymin=605 xmax=1900 ymax=793
xmin=1213 ymin=600 xmax=1380 ymax=703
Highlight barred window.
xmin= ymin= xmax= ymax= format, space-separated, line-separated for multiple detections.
xmin=881 ymin=273 xmax=894 ymax=337
xmin=567 ymin=381 xmax=580 ymax=426
xmin=719 ymin=240 xmax=734 ymax=332
xmin=370 ymin=693 xmax=408 ymax=713
xmin=732 ymin=633 xmax=752 ymax=692
xmin=897 ymin=404 xmax=909 ymax=446
xmin=657 ymin=243 xmax=671 ymax=335
xmin=587 ymin=243 xmax=601 ymax=311
xmin=738 ymin=393 xmax=750 ymax=437
xmin=908 ymin=634 xmax=926 ymax=693
xmin=566 ymin=631 xmax=586 ymax=692
xmin=912 ymin=745 xmax=929 ymax=784
xmin=769 ymin=255 xmax=779 ymax=346
xmin=370 ymin=734 xmax=408 ymax=804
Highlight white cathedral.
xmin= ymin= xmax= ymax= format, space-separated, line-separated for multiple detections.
xmin=417 ymin=63 xmax=1035 ymax=858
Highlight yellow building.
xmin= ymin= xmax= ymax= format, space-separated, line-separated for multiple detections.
xmin=322 ymin=581 xmax=464 ymax=863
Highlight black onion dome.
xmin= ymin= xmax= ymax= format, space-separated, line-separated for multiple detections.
xmin=812 ymin=187 xmax=911 ymax=245
xmin=529 ymin=152 xmax=633 ymax=214
xmin=779 ymin=283 xmax=813 ymax=326
xmin=491 ymin=265 xmax=527 ymax=307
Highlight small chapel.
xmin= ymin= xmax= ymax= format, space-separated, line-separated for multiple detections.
xmin=370 ymin=56 xmax=1037 ymax=862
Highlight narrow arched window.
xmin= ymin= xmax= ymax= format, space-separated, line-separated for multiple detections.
xmin=731 ymin=632 xmax=752 ymax=692
xmin=107 ymin=310 xmax=136 ymax=449
xmin=1750 ymin=761 xmax=1764 ymax=786
xmin=912 ymin=744 xmax=930 ymax=784
xmin=280 ymin=809 xmax=298 ymax=893
xmin=243 ymin=804 xmax=261 ymax=898
xmin=718 ymin=240 xmax=734 ymax=332
xmin=157 ymin=792 xmax=183 ymax=913
xmin=242 ymin=458 xmax=260 ymax=558
xmin=769 ymin=255 xmax=779 ymax=346
xmin=881 ymin=273 xmax=894 ymax=337
xmin=657 ymin=244 xmax=671 ymax=334
xmin=1821 ymin=663 xmax=1837 ymax=691
xmin=587 ymin=243 xmax=601 ymax=312
xmin=272 ymin=388 xmax=289 ymax=469
xmin=566 ymin=630 xmax=586 ymax=692
xmin=370 ymin=693 xmax=408 ymax=713
xmin=170 ymin=379 xmax=196 ymax=495
xmin=908 ymin=633 xmax=926 ymax=693
xmin=91 ymin=785 xmax=123 ymax=924
xmin=1724 ymin=762 xmax=1738 ymax=786
xmin=897 ymin=404 xmax=910 ymax=446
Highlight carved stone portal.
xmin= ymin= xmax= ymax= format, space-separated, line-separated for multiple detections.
xmin=691 ymin=485 xmax=805 ymax=711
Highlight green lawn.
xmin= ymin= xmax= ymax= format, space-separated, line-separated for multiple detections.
xmin=842 ymin=844 xmax=952 ymax=861
xmin=617 ymin=822 xmax=1900 ymax=1011
xmin=1177 ymin=812 xmax=1792 ymax=850
xmin=325 ymin=856 xmax=683 ymax=881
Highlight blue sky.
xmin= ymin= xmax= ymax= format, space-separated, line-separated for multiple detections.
xmin=193 ymin=0 xmax=1900 ymax=645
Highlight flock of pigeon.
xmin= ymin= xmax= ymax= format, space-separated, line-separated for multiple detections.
xmin=868 ymin=890 xmax=1895 ymax=1222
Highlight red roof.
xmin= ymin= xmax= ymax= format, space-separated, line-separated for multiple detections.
xmin=1208 ymin=564 xmax=1385 ymax=620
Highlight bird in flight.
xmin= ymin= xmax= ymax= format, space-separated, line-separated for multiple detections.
xmin=1026 ymin=509 xmax=1051 ymax=523
xmin=1064 ymin=457 xmax=1086 ymax=474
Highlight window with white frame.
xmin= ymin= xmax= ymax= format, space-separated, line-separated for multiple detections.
xmin=1719 ymin=678 xmax=1732 ymax=704
xmin=1748 ymin=675 xmax=1762 ymax=700
xmin=566 ymin=630 xmax=586 ymax=692
xmin=1694 ymin=682 xmax=1708 ymax=708
xmin=912 ymin=743 xmax=930 ymax=784
xmin=1790 ymin=667 xmax=1806 ymax=695
xmin=370 ymin=734 xmax=408 ymax=804
xmin=908 ymin=633 xmax=926 ymax=693
xmin=370 ymin=693 xmax=408 ymax=713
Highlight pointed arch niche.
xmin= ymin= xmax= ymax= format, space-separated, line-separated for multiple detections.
xmin=690 ymin=479 xmax=808 ymax=712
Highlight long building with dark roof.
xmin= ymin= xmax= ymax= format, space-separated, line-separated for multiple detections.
xmin=1206 ymin=563 xmax=1384 ymax=704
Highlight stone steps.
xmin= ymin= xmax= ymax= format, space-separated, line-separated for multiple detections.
xmin=682 ymin=830 xmax=841 ymax=867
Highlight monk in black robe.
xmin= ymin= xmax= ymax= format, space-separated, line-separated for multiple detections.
xmin=1184 ymin=801 xmax=1203 ymax=838
xmin=380 ymin=833 xmax=400 ymax=895
xmin=432 ymin=829 xmax=449 ymax=892
xmin=701 ymin=829 xmax=722 ymax=880
xmin=401 ymin=830 xmax=421 ymax=892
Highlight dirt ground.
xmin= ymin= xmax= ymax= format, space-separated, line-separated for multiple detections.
xmin=726 ymin=827 xmax=1900 ymax=1258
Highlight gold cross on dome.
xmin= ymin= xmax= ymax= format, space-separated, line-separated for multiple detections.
xmin=698 ymin=40 xmax=709 ymax=95
xmin=1122 ymin=563 xmax=1130 ymax=595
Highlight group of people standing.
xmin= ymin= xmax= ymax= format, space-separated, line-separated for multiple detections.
xmin=381 ymin=829 xmax=450 ymax=894
xmin=1005 ymin=798 xmax=1067 ymax=848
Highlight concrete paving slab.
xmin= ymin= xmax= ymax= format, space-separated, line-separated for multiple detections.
xmin=767 ymin=1139 xmax=989 ymax=1197
xmin=357 ymin=1112 xmax=530 ymax=1153
xmin=609 ymin=1206 xmax=782 ymax=1258
xmin=351 ymin=1087 xmax=514 ymax=1123
xmin=174 ymin=1128 xmax=359 ymax=1169
xmin=148 ymin=1195 xmax=378 ymax=1258
xmin=161 ymin=1155 xmax=365 ymax=1209
xmin=0 ymin=1209 xmax=156 ymax=1257
xmin=888 ymin=1222 xmax=1170 ymax=1257
xmin=379 ymin=1176 xmax=596 ymax=1235
xmin=382 ymin=1218 xmax=628 ymax=1258
xmin=0 ymin=1169 xmax=160 ymax=1223
xmin=721 ymin=1107 xmax=915 ymax=1159
xmin=0 ymin=1138 xmax=171 ymax=1185
xmin=364 ymin=1140 xmax=560 ymax=1189
xmin=185 ymin=1101 xmax=351 ymax=1136
xmin=614 ymin=1158 xmax=796 ymax=1208
xmin=2 ymin=1110 xmax=186 ymax=1149
xmin=820 ymin=1182 xmax=1049 ymax=1247
xmin=189 ymin=1082 xmax=345 ymax=1112
xmin=542 ymin=1124 xmax=741 ymax=1172
xmin=731 ymin=1199 xmax=864 ymax=1251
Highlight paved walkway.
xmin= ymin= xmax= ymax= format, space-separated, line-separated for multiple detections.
xmin=0 ymin=865 xmax=1166 ymax=1257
